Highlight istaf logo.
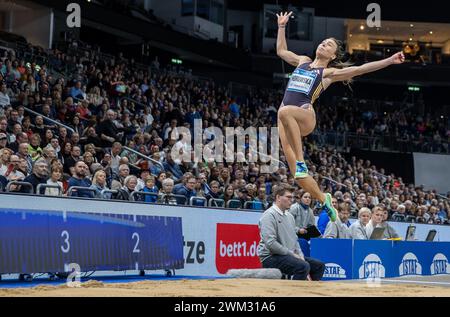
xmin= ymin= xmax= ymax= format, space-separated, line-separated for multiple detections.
xmin=430 ymin=254 xmax=450 ymax=275
xmin=399 ymin=253 xmax=422 ymax=276
xmin=358 ymin=254 xmax=386 ymax=279
xmin=324 ymin=263 xmax=347 ymax=279
xmin=215 ymin=223 xmax=262 ymax=274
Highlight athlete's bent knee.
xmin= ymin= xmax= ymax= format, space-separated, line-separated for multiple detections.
xmin=277 ymin=107 xmax=291 ymax=121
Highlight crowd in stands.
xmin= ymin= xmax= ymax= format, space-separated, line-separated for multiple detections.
xmin=0 ymin=36 xmax=449 ymax=226
xmin=314 ymin=96 xmax=450 ymax=153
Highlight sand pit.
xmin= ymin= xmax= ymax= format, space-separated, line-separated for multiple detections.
xmin=0 ymin=278 xmax=449 ymax=297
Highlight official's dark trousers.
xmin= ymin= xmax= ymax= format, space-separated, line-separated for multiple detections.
xmin=262 ymin=254 xmax=325 ymax=280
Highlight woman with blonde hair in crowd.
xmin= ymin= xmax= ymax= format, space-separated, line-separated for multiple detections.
xmin=350 ymin=207 xmax=372 ymax=239
xmin=89 ymin=169 xmax=111 ymax=199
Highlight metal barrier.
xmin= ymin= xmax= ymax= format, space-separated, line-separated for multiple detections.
xmin=226 ymin=199 xmax=242 ymax=209
xmin=208 ymin=198 xmax=225 ymax=208
xmin=243 ymin=201 xmax=266 ymax=210
xmin=312 ymin=130 xmax=450 ymax=154
xmin=436 ymin=193 xmax=450 ymax=203
xmin=6 ymin=181 xmax=33 ymax=193
xmin=189 ymin=196 xmax=207 ymax=207
xmin=100 ymin=189 xmax=117 ymax=199
xmin=160 ymin=194 xmax=187 ymax=205
xmin=36 ymin=184 xmax=63 ymax=196
xmin=130 ymin=191 xmax=159 ymax=202
xmin=23 ymin=107 xmax=75 ymax=134
xmin=318 ymin=174 xmax=357 ymax=199
xmin=254 ymin=150 xmax=287 ymax=169
xmin=416 ymin=216 xmax=425 ymax=224
xmin=122 ymin=146 xmax=164 ymax=171
xmin=392 ymin=213 xmax=406 ymax=222
xmin=67 ymin=186 xmax=96 ymax=197
xmin=119 ymin=97 xmax=148 ymax=110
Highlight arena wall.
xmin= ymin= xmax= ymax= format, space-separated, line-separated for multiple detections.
xmin=413 ymin=152 xmax=450 ymax=194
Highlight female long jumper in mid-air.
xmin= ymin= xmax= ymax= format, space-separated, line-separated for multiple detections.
xmin=276 ymin=11 xmax=405 ymax=221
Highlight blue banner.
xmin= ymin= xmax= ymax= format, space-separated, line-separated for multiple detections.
xmin=353 ymin=240 xmax=394 ymax=279
xmin=424 ymin=242 xmax=450 ymax=276
xmin=311 ymin=239 xmax=450 ymax=280
xmin=0 ymin=208 xmax=184 ymax=274
xmin=310 ymin=239 xmax=353 ymax=280
xmin=393 ymin=241 xmax=429 ymax=277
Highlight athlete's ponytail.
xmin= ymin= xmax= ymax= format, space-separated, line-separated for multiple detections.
xmin=328 ymin=38 xmax=354 ymax=87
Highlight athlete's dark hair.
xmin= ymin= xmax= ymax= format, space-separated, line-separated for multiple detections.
xmin=328 ymin=38 xmax=354 ymax=87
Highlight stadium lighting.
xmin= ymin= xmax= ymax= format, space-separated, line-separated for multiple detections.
xmin=408 ymin=86 xmax=420 ymax=92
xmin=171 ymin=58 xmax=183 ymax=65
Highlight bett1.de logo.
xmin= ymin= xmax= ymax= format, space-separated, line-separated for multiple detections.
xmin=215 ymin=223 xmax=261 ymax=274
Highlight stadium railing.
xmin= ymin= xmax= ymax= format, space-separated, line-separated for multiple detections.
xmin=208 ymin=198 xmax=225 ymax=208
xmin=23 ymin=106 xmax=75 ymax=134
xmin=36 ymin=184 xmax=63 ymax=196
xmin=189 ymin=196 xmax=207 ymax=207
xmin=159 ymin=194 xmax=187 ymax=206
xmin=100 ymin=189 xmax=118 ymax=199
xmin=130 ymin=191 xmax=159 ymax=202
xmin=6 ymin=181 xmax=33 ymax=194
xmin=311 ymin=130 xmax=450 ymax=154
xmin=243 ymin=201 xmax=265 ymax=211
xmin=392 ymin=213 xmax=406 ymax=222
xmin=226 ymin=199 xmax=242 ymax=209
xmin=122 ymin=146 xmax=164 ymax=173
xmin=67 ymin=186 xmax=97 ymax=197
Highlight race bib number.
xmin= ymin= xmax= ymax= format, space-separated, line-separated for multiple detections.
xmin=286 ymin=68 xmax=317 ymax=95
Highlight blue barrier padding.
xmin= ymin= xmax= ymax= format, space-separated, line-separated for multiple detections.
xmin=310 ymin=238 xmax=450 ymax=280
xmin=298 ymin=238 xmax=311 ymax=257
xmin=310 ymin=239 xmax=353 ymax=280
xmin=0 ymin=208 xmax=184 ymax=274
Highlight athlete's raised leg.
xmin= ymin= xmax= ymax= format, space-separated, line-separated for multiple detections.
xmin=278 ymin=105 xmax=336 ymax=221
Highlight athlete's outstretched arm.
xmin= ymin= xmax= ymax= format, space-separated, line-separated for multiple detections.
xmin=325 ymin=52 xmax=405 ymax=83
xmin=276 ymin=12 xmax=311 ymax=67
